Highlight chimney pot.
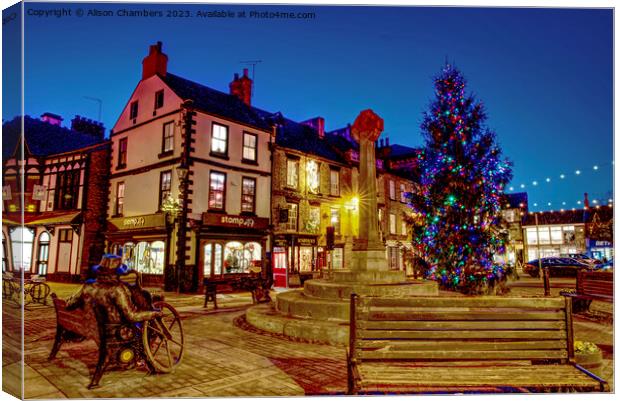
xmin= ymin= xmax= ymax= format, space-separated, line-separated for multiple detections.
xmin=243 ymin=68 xmax=249 ymax=77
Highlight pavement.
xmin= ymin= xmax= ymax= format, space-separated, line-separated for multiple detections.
xmin=1 ymin=274 xmax=614 ymax=398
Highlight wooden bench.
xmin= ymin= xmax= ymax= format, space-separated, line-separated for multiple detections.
xmin=347 ymin=295 xmax=608 ymax=394
xmin=560 ymin=270 xmax=613 ymax=313
xmin=203 ymin=275 xmax=271 ymax=308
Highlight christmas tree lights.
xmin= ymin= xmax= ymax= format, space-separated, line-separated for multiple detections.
xmin=407 ymin=64 xmax=513 ymax=294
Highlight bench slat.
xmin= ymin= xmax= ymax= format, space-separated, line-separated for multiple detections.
xmin=356 ymin=349 xmax=568 ymax=360
xmin=360 ymin=297 xmax=565 ymax=309
xmin=357 ymin=329 xmax=567 ymax=340
xmin=358 ymin=311 xmax=564 ymax=321
xmin=356 ymin=340 xmax=567 ymax=351
xmin=361 ymin=318 xmax=566 ymax=330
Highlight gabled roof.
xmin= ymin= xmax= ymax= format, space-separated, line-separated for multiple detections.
xmin=2 ymin=116 xmax=105 ymax=159
xmin=161 ymin=73 xmax=273 ymax=131
xmin=276 ymin=118 xmax=347 ymax=164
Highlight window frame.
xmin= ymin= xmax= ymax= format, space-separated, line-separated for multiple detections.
xmin=242 ymin=132 xmax=258 ymax=164
xmin=161 ymin=121 xmax=175 ymax=155
xmin=306 ymin=160 xmax=320 ymax=194
xmin=286 ymin=158 xmax=300 ymax=189
xmin=158 ymin=170 xmax=172 ymax=210
xmin=117 ymin=137 xmax=128 ymax=169
xmin=330 ymin=208 xmax=341 ymax=234
xmin=329 ymin=168 xmax=340 ymax=196
xmin=241 ymin=176 xmax=257 ymax=214
xmin=389 ymin=180 xmax=396 ymax=200
xmin=115 ymin=181 xmax=125 ymax=216
xmin=400 ymin=183 xmax=407 ymax=203
xmin=389 ymin=213 xmax=397 ymax=235
xmin=154 ymin=90 xmax=164 ymax=110
xmin=285 ymin=203 xmax=298 ymax=232
xmin=210 ymin=122 xmax=229 ymax=158
xmin=208 ymin=171 xmax=227 ymax=211
xmin=129 ymin=100 xmax=139 ymax=120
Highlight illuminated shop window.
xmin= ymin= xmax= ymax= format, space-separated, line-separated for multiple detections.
xmin=11 ymin=227 xmax=34 ymax=271
xmin=306 ymin=160 xmax=319 ymax=194
xmin=130 ymin=241 xmax=165 ymax=275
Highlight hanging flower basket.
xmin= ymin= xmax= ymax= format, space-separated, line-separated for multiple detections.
xmin=574 ymin=341 xmax=603 ymax=377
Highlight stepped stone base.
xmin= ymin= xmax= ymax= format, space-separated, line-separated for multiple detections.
xmin=331 ymin=269 xmax=406 ymax=284
xmin=245 ymin=277 xmax=438 ymax=344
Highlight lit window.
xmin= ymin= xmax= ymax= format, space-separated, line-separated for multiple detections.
xmin=538 ymin=227 xmax=550 ymax=245
xmin=115 ymin=182 xmax=125 ymax=216
xmin=285 ymin=203 xmax=298 ymax=231
xmin=132 ymin=241 xmax=165 ymax=275
xmin=287 ymin=159 xmax=299 ymax=188
xmin=306 ymin=206 xmax=320 ymax=233
xmin=331 ymin=208 xmax=341 ymax=234
xmin=211 ymin=123 xmax=228 ymax=155
xmin=204 ymin=244 xmax=212 ymax=276
xmin=526 ymin=228 xmax=538 ymax=245
xmin=330 ymin=169 xmax=340 ymax=196
xmin=389 ymin=180 xmax=396 ymax=200
xmin=129 ymin=101 xmax=138 ymax=120
xmin=307 ymin=160 xmax=320 ymax=194
xmin=118 ymin=138 xmax=128 ymax=168
xmin=159 ymin=170 xmax=172 ymax=209
xmin=154 ymin=90 xmax=164 ymax=109
xmin=400 ymin=184 xmax=407 ymax=202
xmin=389 ymin=213 xmax=397 ymax=234
xmin=550 ymin=227 xmax=563 ymax=244
xmin=241 ymin=177 xmax=256 ymax=213
xmin=208 ymin=171 xmax=226 ymax=210
xmin=242 ymin=133 xmax=257 ymax=162
xmin=401 ymin=221 xmax=407 ymax=236
xmin=162 ymin=122 xmax=174 ymax=153
xmin=10 ymin=227 xmax=34 ymax=271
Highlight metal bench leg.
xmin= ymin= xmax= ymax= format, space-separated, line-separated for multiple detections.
xmin=88 ymin=340 xmax=108 ymax=389
xmin=48 ymin=326 xmax=64 ymax=360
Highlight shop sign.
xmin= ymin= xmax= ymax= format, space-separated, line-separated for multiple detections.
xmin=296 ymin=237 xmax=318 ymax=246
xmin=203 ymin=213 xmax=269 ymax=230
xmin=274 ymin=236 xmax=288 ymax=247
xmin=108 ymin=213 xmax=166 ymax=231
xmin=594 ymin=240 xmax=612 ymax=247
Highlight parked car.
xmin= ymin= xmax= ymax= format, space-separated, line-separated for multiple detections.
xmin=598 ymin=258 xmax=613 ymax=271
xmin=560 ymin=253 xmax=602 ymax=265
xmin=523 ymin=257 xmax=594 ymax=278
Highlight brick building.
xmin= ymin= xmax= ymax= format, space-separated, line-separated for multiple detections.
xmin=2 ymin=114 xmax=110 ymax=281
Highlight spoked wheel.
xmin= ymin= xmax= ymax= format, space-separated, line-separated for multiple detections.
xmin=27 ymin=282 xmax=51 ymax=305
xmin=142 ymin=301 xmax=184 ymax=373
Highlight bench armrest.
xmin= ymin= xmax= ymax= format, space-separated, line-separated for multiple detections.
xmin=572 ymin=362 xmax=609 ymax=392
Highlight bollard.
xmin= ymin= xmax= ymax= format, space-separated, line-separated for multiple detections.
xmin=542 ymin=267 xmax=551 ymax=296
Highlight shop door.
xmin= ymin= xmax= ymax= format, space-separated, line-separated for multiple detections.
xmin=272 ymin=247 xmax=287 ymax=287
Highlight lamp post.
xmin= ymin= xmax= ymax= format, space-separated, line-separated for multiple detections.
xmin=175 ymin=166 xmax=189 ymax=293
xmin=161 ymin=194 xmax=181 ymax=291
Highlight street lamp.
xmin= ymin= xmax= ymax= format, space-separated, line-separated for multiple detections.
xmin=161 ymin=194 xmax=181 ymax=291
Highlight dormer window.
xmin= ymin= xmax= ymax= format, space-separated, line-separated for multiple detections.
xmin=154 ymin=90 xmax=164 ymax=109
xmin=130 ymin=101 xmax=139 ymax=120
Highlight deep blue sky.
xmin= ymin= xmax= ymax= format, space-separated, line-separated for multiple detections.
xmin=8 ymin=3 xmax=613 ymax=211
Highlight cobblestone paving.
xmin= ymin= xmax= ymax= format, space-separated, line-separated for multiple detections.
xmin=1 ymin=277 xmax=614 ymax=398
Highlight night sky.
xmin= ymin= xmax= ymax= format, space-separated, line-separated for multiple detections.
xmin=5 ymin=2 xmax=613 ymax=211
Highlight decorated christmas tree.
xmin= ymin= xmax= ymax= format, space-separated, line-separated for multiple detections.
xmin=408 ymin=64 xmax=513 ymax=294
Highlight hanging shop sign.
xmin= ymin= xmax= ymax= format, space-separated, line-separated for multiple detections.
xmin=203 ymin=212 xmax=269 ymax=230
xmin=108 ymin=213 xmax=166 ymax=231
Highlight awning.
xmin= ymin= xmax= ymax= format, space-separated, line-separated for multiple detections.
xmin=2 ymin=211 xmax=81 ymax=226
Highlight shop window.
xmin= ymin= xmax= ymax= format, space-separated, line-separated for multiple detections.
xmin=562 ymin=226 xmax=576 ymax=244
xmin=388 ymin=247 xmax=399 ymax=270
xmin=241 ymin=177 xmax=256 ymax=213
xmin=208 ymin=171 xmax=226 ymax=210
xmin=242 ymin=132 xmax=257 ymax=162
xmin=154 ymin=90 xmax=164 ymax=110
xmin=550 ymin=227 xmax=563 ymax=244
xmin=204 ymin=244 xmax=212 ymax=276
xmin=332 ymin=248 xmax=343 ymax=269
xmin=130 ymin=241 xmax=165 ymax=275
xmin=330 ymin=208 xmax=341 ymax=234
xmin=224 ymin=241 xmax=244 ymax=273
xmin=299 ymin=246 xmax=313 ymax=272
xmin=286 ymin=158 xmax=299 ymax=189
xmin=214 ymin=244 xmax=222 ymax=275
xmin=526 ymin=228 xmax=537 ymax=245
xmin=285 ymin=203 xmax=298 ymax=232
xmin=54 ymin=170 xmax=80 ymax=210
xmin=330 ymin=169 xmax=340 ymax=196
xmin=389 ymin=213 xmax=397 ymax=235
xmin=36 ymin=232 xmax=50 ymax=275
xmin=118 ymin=137 xmax=128 ymax=168
xmin=527 ymin=249 xmax=539 ymax=262
xmin=115 ymin=182 xmax=125 ymax=216
xmin=129 ymin=101 xmax=138 ymax=120
xmin=159 ymin=170 xmax=172 ymax=210
xmin=244 ymin=242 xmax=262 ymax=271
xmin=211 ymin=123 xmax=228 ymax=156
xmin=162 ymin=121 xmax=174 ymax=153
xmin=2 ymin=233 xmax=9 ymax=271
xmin=538 ymin=227 xmax=550 ymax=245
xmin=121 ymin=242 xmax=135 ymax=268
xmin=389 ymin=180 xmax=396 ymax=200
xmin=11 ymin=227 xmax=34 ymax=271
xmin=306 ymin=160 xmax=319 ymax=194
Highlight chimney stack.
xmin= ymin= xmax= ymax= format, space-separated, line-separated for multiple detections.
xmin=40 ymin=112 xmax=63 ymax=126
xmin=229 ymin=68 xmax=253 ymax=106
xmin=141 ymin=41 xmax=168 ymax=80
xmin=584 ymin=192 xmax=590 ymax=208
xmin=71 ymin=115 xmax=105 ymax=140
xmin=301 ymin=117 xmax=325 ymax=138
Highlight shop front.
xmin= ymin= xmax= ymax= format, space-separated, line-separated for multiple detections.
xmin=106 ymin=213 xmax=168 ymax=286
xmin=271 ymin=234 xmax=322 ymax=288
xmin=199 ymin=212 xmax=269 ymax=287
xmin=588 ymin=240 xmax=613 ymax=261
